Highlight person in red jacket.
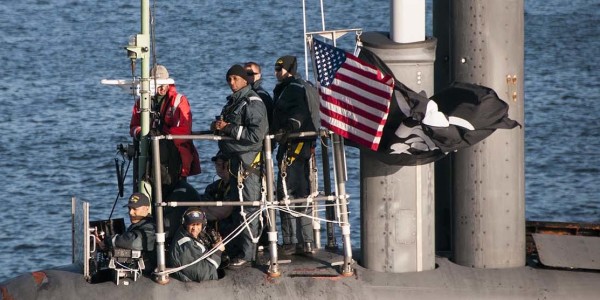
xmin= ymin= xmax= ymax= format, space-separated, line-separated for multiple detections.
xmin=129 ymin=64 xmax=201 ymax=178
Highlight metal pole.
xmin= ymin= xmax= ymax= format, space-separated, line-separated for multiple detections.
xmin=390 ymin=0 xmax=425 ymax=43
xmin=321 ymin=135 xmax=337 ymax=249
xmin=160 ymin=196 xmax=334 ymax=208
xmin=137 ymin=0 xmax=151 ymax=193
xmin=264 ymin=135 xmax=280 ymax=277
xmin=332 ymin=134 xmax=353 ymax=276
xmin=151 ymin=137 xmax=169 ymax=284
xmin=83 ymin=201 xmax=90 ymax=281
xmin=71 ymin=196 xmax=76 ymax=263
xmin=302 ymin=0 xmax=309 ymax=80
xmin=309 ymin=151 xmax=321 ymax=249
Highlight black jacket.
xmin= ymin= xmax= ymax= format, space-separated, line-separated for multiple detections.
xmin=272 ymin=76 xmax=315 ymax=136
xmin=107 ymin=216 xmax=156 ymax=273
xmin=251 ymin=79 xmax=274 ymax=129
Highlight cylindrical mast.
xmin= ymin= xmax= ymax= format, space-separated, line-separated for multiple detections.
xmin=390 ymin=0 xmax=425 ymax=43
xmin=264 ymin=136 xmax=281 ymax=277
xmin=360 ymin=0 xmax=436 ymax=273
xmin=151 ymin=138 xmax=169 ymax=284
xmin=137 ymin=0 xmax=151 ymax=191
xmin=433 ymin=0 xmax=525 ymax=268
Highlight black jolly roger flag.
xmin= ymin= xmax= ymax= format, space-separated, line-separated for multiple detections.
xmin=355 ymin=47 xmax=521 ymax=166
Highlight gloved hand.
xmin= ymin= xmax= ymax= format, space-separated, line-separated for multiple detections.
xmin=206 ymin=228 xmax=225 ymax=251
xmin=273 ymin=128 xmax=289 ymax=145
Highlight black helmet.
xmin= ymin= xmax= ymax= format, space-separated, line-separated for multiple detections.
xmin=182 ymin=207 xmax=207 ymax=227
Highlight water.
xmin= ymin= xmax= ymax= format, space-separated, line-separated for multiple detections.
xmin=0 ymin=0 xmax=598 ymax=283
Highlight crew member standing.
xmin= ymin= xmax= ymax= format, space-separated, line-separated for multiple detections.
xmin=272 ymin=55 xmax=316 ymax=255
xmin=245 ymin=61 xmax=274 ymax=128
xmin=211 ymin=64 xmax=268 ymax=268
xmin=129 ymin=64 xmax=201 ymax=179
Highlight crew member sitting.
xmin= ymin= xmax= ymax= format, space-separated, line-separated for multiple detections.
xmin=96 ymin=192 xmax=156 ymax=275
xmin=201 ymin=153 xmax=234 ymax=229
xmin=168 ymin=208 xmax=225 ymax=282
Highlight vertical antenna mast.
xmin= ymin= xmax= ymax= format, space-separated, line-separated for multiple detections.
xmin=129 ymin=0 xmax=151 ymax=192
xmin=302 ymin=0 xmax=327 ymax=81
xmin=302 ymin=0 xmax=309 ymax=79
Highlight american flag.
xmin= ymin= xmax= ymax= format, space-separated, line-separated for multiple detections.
xmin=312 ymin=38 xmax=394 ymax=151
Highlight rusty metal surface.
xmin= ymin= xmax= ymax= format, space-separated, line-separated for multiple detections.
xmin=532 ymin=233 xmax=600 ymax=270
xmin=527 ymin=221 xmax=600 ymax=236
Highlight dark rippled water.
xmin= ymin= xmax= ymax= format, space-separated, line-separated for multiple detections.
xmin=1 ymin=0 xmax=598 ymax=282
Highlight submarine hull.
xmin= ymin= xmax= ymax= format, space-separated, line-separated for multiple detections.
xmin=3 ymin=251 xmax=600 ymax=300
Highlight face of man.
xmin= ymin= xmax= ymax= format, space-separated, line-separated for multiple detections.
xmin=275 ymin=66 xmax=290 ymax=82
xmin=185 ymin=223 xmax=203 ymax=239
xmin=227 ymin=75 xmax=247 ymax=92
xmin=156 ymin=84 xmax=169 ymax=96
xmin=244 ymin=65 xmax=260 ymax=84
xmin=128 ymin=206 xmax=150 ymax=224
xmin=214 ymin=159 xmax=229 ymax=180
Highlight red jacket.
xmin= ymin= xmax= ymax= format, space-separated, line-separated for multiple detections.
xmin=130 ymin=85 xmax=201 ymax=177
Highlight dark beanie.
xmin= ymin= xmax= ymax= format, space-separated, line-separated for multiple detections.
xmin=275 ymin=55 xmax=297 ymax=75
xmin=226 ymin=64 xmax=248 ymax=82
xmin=211 ymin=151 xmax=230 ymax=162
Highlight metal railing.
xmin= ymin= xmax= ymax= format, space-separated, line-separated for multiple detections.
xmin=149 ymin=129 xmax=354 ymax=281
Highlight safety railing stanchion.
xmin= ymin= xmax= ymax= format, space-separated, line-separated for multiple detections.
xmin=320 ymin=132 xmax=337 ymax=249
xmin=309 ymin=144 xmax=321 ymax=249
xmin=151 ymin=136 xmax=169 ymax=284
xmin=264 ymin=135 xmax=281 ymax=277
xmin=332 ymin=133 xmax=353 ymax=276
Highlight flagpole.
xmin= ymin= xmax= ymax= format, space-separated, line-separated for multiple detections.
xmin=302 ymin=0 xmax=309 ymax=80
xmin=307 ymin=33 xmax=354 ymax=276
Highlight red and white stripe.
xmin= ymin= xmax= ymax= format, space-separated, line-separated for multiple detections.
xmin=319 ymin=53 xmax=394 ymax=151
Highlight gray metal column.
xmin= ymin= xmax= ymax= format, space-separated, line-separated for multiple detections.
xmin=151 ymin=137 xmax=169 ymax=284
xmin=433 ymin=0 xmax=525 ymax=268
xmin=263 ymin=135 xmax=281 ymax=277
xmin=360 ymin=32 xmax=437 ymax=273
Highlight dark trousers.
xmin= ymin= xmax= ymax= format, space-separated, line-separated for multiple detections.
xmin=277 ymin=142 xmax=314 ymax=245
xmin=226 ymin=152 xmax=262 ymax=261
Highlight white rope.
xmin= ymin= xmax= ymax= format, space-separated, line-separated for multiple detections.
xmin=154 ymin=190 xmax=349 ymax=276
xmin=236 ymin=166 xmax=261 ymax=244
xmin=154 ymin=135 xmax=356 ymax=276
xmin=154 ymin=208 xmax=264 ymax=276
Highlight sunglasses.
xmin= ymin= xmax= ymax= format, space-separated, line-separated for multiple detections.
xmin=275 ymin=66 xmax=282 ymax=72
xmin=246 ymin=71 xmax=257 ymax=76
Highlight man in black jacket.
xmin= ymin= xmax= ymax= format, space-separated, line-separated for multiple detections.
xmin=97 ymin=193 xmax=157 ymax=274
xmin=245 ymin=61 xmax=274 ymax=128
xmin=272 ymin=56 xmax=316 ymax=255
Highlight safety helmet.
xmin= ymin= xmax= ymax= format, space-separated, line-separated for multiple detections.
xmin=182 ymin=207 xmax=207 ymax=227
